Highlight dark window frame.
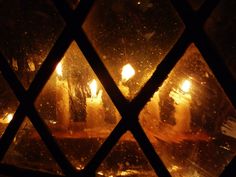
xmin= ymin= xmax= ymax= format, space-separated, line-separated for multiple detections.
xmin=0 ymin=0 xmax=235 ymax=176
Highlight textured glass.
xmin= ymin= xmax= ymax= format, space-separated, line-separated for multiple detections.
xmin=205 ymin=0 xmax=236 ymax=80
xmin=186 ymin=0 xmax=205 ymax=10
xmin=0 ymin=73 xmax=18 ymax=137
xmin=97 ymin=131 xmax=156 ymax=177
xmin=35 ymin=41 xmax=121 ymax=170
xmin=140 ymin=44 xmax=236 ymax=177
xmin=2 ymin=118 xmax=62 ymax=174
xmin=0 ymin=0 xmax=64 ymax=88
xmin=83 ymin=0 xmax=184 ymax=100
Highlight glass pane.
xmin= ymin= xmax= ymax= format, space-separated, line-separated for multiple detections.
xmin=186 ymin=0 xmax=205 ymax=11
xmin=0 ymin=73 xmax=18 ymax=137
xmin=83 ymin=0 xmax=184 ymax=100
xmin=0 ymin=0 xmax=65 ymax=88
xmin=139 ymin=44 xmax=236 ymax=177
xmin=2 ymin=118 xmax=62 ymax=175
xmin=35 ymin=41 xmax=121 ymax=170
xmin=97 ymin=131 xmax=156 ymax=177
xmin=205 ymin=0 xmax=236 ymax=80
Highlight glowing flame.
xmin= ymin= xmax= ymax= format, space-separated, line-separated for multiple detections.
xmin=56 ymin=62 xmax=63 ymax=76
xmin=0 ymin=113 xmax=14 ymax=124
xmin=89 ymin=79 xmax=98 ymax=98
xmin=181 ymin=80 xmax=191 ymax=93
xmin=121 ymin=64 xmax=135 ymax=82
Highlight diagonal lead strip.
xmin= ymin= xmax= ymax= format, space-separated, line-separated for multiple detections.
xmin=131 ymin=30 xmax=191 ymax=114
xmin=197 ymin=0 xmax=221 ymax=24
xmin=0 ymin=53 xmax=27 ymax=160
xmin=0 ymin=27 xmax=77 ymax=176
xmin=83 ymin=120 xmax=127 ymax=175
xmin=170 ymin=0 xmax=236 ymax=107
xmin=219 ymin=155 xmax=236 ymax=177
xmin=132 ymin=0 xmax=222 ymax=117
xmin=53 ymin=0 xmax=129 ymax=116
xmin=130 ymin=121 xmax=171 ymax=177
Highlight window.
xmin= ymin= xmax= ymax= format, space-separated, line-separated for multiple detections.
xmin=0 ymin=0 xmax=235 ymax=176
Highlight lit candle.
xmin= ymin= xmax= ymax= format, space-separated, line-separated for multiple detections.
xmin=169 ymin=79 xmax=192 ymax=133
xmin=86 ymin=79 xmax=105 ymax=128
xmin=140 ymin=91 xmax=161 ymax=133
xmin=0 ymin=113 xmax=13 ymax=124
xmin=118 ymin=64 xmax=135 ymax=97
xmin=55 ymin=61 xmax=70 ymax=130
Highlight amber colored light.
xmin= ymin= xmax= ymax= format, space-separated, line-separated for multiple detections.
xmin=56 ymin=62 xmax=63 ymax=76
xmin=0 ymin=113 xmax=13 ymax=124
xmin=121 ymin=64 xmax=135 ymax=82
xmin=180 ymin=79 xmax=191 ymax=93
xmin=89 ymin=79 xmax=98 ymax=98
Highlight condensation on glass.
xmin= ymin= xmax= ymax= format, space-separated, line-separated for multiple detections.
xmin=205 ymin=0 xmax=236 ymax=80
xmin=83 ymin=0 xmax=184 ymax=100
xmin=0 ymin=73 xmax=18 ymax=137
xmin=35 ymin=41 xmax=121 ymax=170
xmin=0 ymin=0 xmax=65 ymax=88
xmin=139 ymin=44 xmax=236 ymax=177
xmin=97 ymin=131 xmax=156 ymax=177
xmin=2 ymin=118 xmax=63 ymax=175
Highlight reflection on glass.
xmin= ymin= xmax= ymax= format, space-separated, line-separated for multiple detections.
xmin=35 ymin=41 xmax=121 ymax=169
xmin=0 ymin=0 xmax=64 ymax=88
xmin=205 ymin=0 xmax=236 ymax=80
xmin=83 ymin=0 xmax=184 ymax=99
xmin=2 ymin=118 xmax=62 ymax=174
xmin=97 ymin=131 xmax=156 ymax=177
xmin=0 ymin=74 xmax=18 ymax=137
xmin=140 ymin=44 xmax=236 ymax=177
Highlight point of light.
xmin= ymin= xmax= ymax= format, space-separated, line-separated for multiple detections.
xmin=56 ymin=62 xmax=63 ymax=76
xmin=121 ymin=64 xmax=135 ymax=82
xmin=89 ymin=79 xmax=98 ymax=98
xmin=0 ymin=113 xmax=14 ymax=124
xmin=181 ymin=80 xmax=191 ymax=93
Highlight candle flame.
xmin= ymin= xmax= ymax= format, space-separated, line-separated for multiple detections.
xmin=89 ymin=79 xmax=98 ymax=98
xmin=0 ymin=113 xmax=14 ymax=124
xmin=181 ymin=80 xmax=191 ymax=93
xmin=121 ymin=64 xmax=135 ymax=82
xmin=56 ymin=62 xmax=63 ymax=76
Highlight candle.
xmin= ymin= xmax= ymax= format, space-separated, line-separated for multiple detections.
xmin=169 ymin=79 xmax=192 ymax=133
xmin=86 ymin=79 xmax=105 ymax=128
xmin=55 ymin=62 xmax=70 ymax=130
xmin=0 ymin=113 xmax=13 ymax=124
xmin=118 ymin=64 xmax=135 ymax=97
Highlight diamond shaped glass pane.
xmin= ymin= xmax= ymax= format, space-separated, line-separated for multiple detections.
xmin=2 ymin=118 xmax=63 ymax=175
xmin=139 ymin=44 xmax=236 ymax=176
xmin=0 ymin=73 xmax=18 ymax=137
xmin=83 ymin=0 xmax=184 ymax=100
xmin=97 ymin=131 xmax=156 ymax=177
xmin=205 ymin=0 xmax=236 ymax=80
xmin=186 ymin=0 xmax=205 ymax=11
xmin=35 ymin=41 xmax=121 ymax=170
xmin=0 ymin=0 xmax=65 ymax=88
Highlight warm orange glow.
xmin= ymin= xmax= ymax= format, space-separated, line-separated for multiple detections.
xmin=0 ymin=113 xmax=14 ymax=124
xmin=121 ymin=64 xmax=135 ymax=82
xmin=56 ymin=62 xmax=63 ymax=76
xmin=180 ymin=79 xmax=191 ymax=93
xmin=89 ymin=79 xmax=98 ymax=98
